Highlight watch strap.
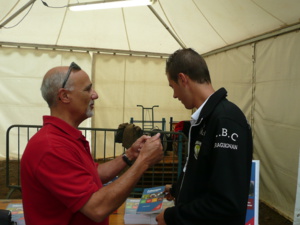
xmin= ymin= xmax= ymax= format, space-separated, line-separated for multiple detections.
xmin=122 ymin=153 xmax=133 ymax=166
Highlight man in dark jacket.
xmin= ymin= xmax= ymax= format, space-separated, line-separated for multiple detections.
xmin=156 ymin=48 xmax=253 ymax=225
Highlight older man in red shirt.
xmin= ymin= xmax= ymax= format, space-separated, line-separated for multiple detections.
xmin=21 ymin=62 xmax=163 ymax=225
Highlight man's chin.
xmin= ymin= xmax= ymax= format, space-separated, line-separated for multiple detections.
xmin=184 ymin=105 xmax=193 ymax=110
xmin=86 ymin=111 xmax=94 ymax=118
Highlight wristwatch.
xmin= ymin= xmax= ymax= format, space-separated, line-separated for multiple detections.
xmin=122 ymin=153 xmax=133 ymax=167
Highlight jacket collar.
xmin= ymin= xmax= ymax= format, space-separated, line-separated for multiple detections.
xmin=196 ymin=87 xmax=227 ymax=123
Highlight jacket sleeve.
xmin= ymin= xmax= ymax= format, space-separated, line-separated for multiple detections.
xmin=164 ymin=115 xmax=253 ymax=225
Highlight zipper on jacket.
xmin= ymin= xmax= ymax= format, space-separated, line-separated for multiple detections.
xmin=177 ymin=118 xmax=203 ymax=202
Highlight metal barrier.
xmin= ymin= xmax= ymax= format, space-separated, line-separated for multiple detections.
xmin=6 ymin=124 xmax=187 ymax=198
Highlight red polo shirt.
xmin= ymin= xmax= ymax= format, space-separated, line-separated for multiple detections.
xmin=21 ymin=116 xmax=108 ymax=225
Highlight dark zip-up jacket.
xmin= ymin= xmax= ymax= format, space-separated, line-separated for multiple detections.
xmin=164 ymin=88 xmax=253 ymax=225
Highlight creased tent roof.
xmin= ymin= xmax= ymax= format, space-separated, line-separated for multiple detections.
xmin=0 ymin=0 xmax=300 ymax=55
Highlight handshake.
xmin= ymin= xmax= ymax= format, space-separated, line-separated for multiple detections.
xmin=115 ymin=123 xmax=165 ymax=149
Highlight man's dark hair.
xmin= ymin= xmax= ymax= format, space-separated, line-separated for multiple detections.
xmin=166 ymin=48 xmax=211 ymax=84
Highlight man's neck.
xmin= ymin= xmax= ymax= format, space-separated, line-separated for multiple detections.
xmin=192 ymin=83 xmax=215 ymax=109
xmin=50 ymin=110 xmax=80 ymax=129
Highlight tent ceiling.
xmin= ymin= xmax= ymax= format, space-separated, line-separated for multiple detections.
xmin=0 ymin=0 xmax=300 ymax=55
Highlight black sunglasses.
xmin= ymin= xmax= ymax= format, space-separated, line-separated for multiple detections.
xmin=62 ymin=62 xmax=81 ymax=88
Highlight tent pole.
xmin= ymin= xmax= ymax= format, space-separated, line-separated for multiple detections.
xmin=148 ymin=5 xmax=186 ymax=49
xmin=0 ymin=0 xmax=37 ymax=29
xmin=202 ymin=23 xmax=300 ymax=57
xmin=0 ymin=41 xmax=171 ymax=58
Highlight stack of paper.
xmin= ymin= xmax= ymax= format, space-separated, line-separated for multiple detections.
xmin=124 ymin=186 xmax=174 ymax=224
xmin=124 ymin=199 xmax=158 ymax=224
xmin=6 ymin=203 xmax=25 ymax=225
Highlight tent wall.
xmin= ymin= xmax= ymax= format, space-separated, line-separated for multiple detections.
xmin=205 ymin=44 xmax=254 ymax=123
xmin=0 ymin=48 xmax=192 ymax=159
xmin=93 ymin=54 xmax=190 ymax=127
xmin=92 ymin=53 xmax=192 ymax=157
xmin=0 ymin=29 xmax=299 ymax=220
xmin=0 ymin=48 xmax=93 ymax=159
xmin=205 ymin=30 xmax=300 ymax=220
xmin=254 ymin=31 xmax=300 ymax=219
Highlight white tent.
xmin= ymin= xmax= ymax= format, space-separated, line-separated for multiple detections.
xmin=1 ymin=0 xmax=299 ymax=54
xmin=1 ymin=0 xmax=300 ymax=222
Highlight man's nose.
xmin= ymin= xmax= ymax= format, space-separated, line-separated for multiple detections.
xmin=92 ymin=90 xmax=99 ymax=99
xmin=173 ymin=92 xmax=177 ymax=99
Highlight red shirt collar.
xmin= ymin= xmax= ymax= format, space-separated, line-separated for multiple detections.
xmin=43 ymin=116 xmax=85 ymax=140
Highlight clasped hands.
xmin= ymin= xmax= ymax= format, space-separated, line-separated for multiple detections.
xmin=116 ymin=123 xmax=163 ymax=166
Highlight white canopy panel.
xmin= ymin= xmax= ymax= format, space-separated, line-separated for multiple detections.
xmin=1 ymin=0 xmax=299 ymax=54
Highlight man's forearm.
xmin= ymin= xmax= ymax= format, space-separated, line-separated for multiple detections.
xmin=81 ymin=158 xmax=150 ymax=222
xmin=97 ymin=154 xmax=129 ymax=184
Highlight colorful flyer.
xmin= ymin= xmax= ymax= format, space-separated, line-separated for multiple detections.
xmin=136 ymin=186 xmax=165 ymax=214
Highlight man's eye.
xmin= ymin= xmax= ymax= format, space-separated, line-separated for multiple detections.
xmin=84 ymin=85 xmax=93 ymax=92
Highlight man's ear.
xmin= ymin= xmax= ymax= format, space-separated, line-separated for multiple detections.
xmin=178 ymin=73 xmax=189 ymax=86
xmin=58 ymin=88 xmax=70 ymax=103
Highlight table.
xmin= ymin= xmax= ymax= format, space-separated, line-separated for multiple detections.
xmin=0 ymin=199 xmax=22 ymax=209
xmin=0 ymin=199 xmax=150 ymax=225
xmin=110 ymin=202 xmax=126 ymax=225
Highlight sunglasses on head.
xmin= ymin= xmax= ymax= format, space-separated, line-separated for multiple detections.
xmin=62 ymin=62 xmax=81 ymax=88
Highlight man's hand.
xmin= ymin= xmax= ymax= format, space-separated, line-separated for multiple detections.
xmin=164 ymin=184 xmax=175 ymax=201
xmin=156 ymin=209 xmax=167 ymax=225
xmin=126 ymin=135 xmax=150 ymax=161
xmin=136 ymin=133 xmax=163 ymax=167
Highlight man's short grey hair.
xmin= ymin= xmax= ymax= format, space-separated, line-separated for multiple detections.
xmin=41 ymin=71 xmax=74 ymax=108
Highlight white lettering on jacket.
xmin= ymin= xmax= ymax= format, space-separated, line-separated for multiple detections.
xmin=214 ymin=128 xmax=239 ymax=150
xmin=214 ymin=142 xmax=238 ymax=150
xmin=216 ymin=128 xmax=238 ymax=142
